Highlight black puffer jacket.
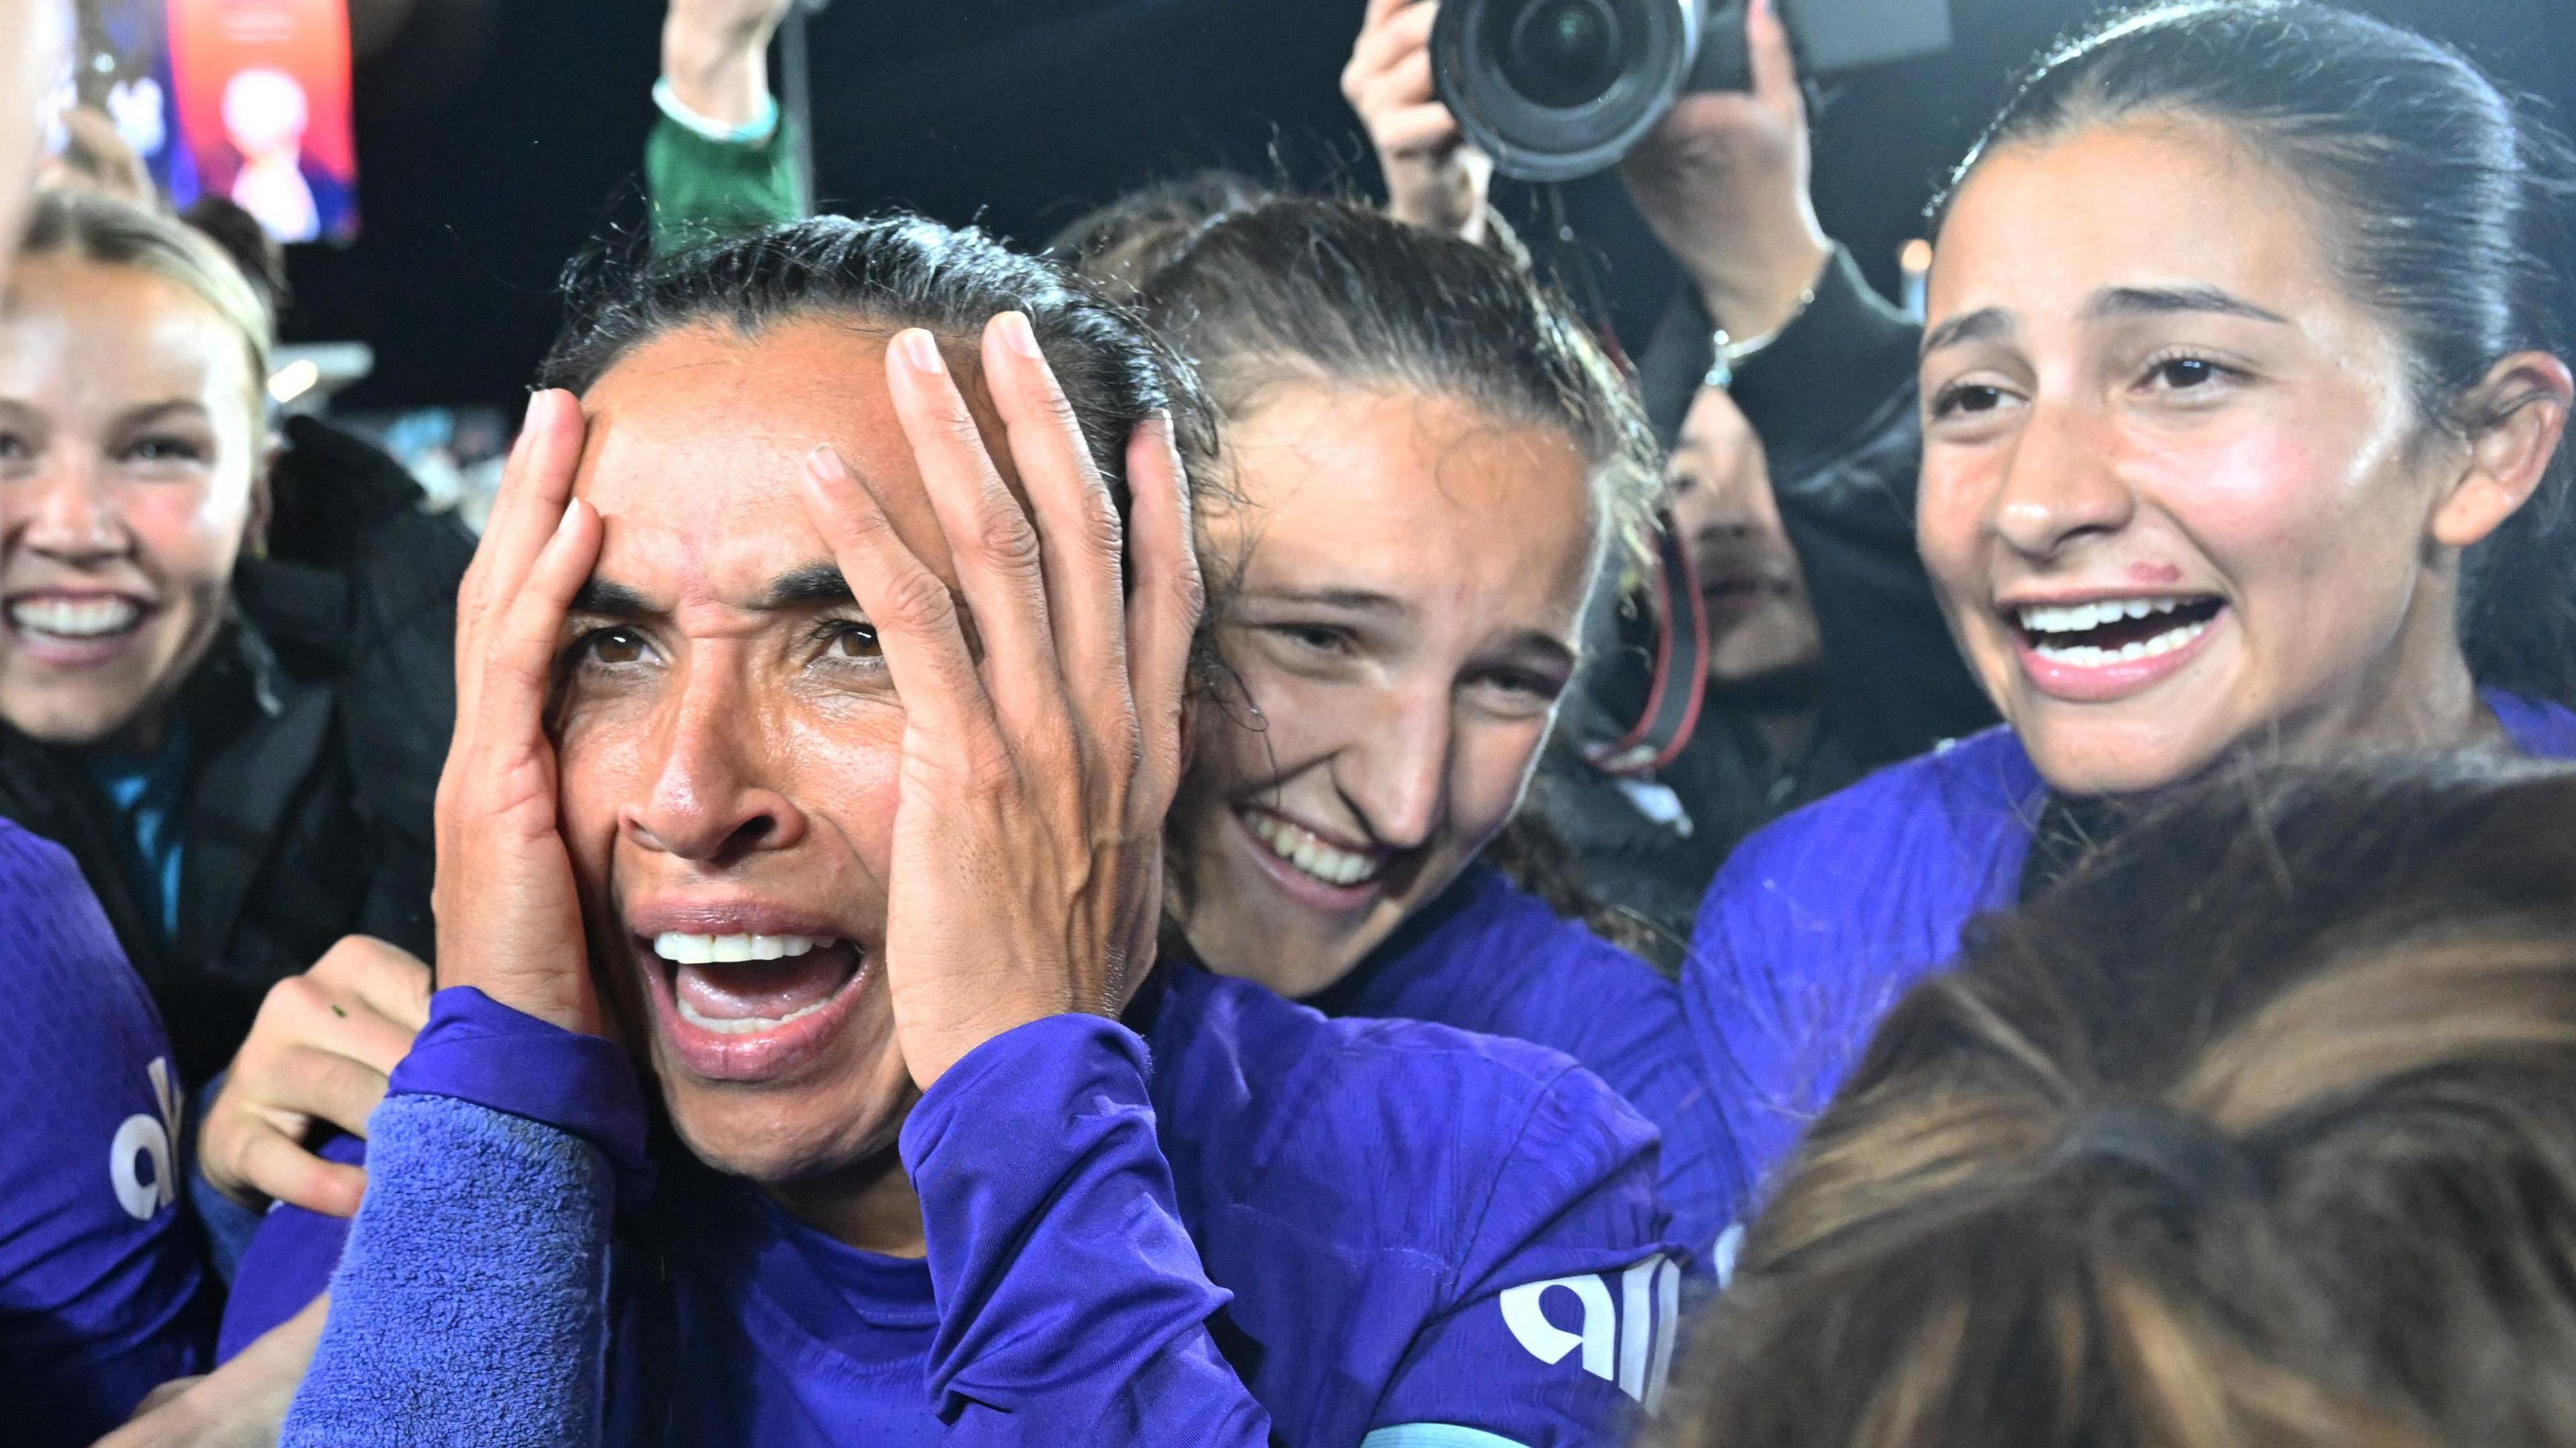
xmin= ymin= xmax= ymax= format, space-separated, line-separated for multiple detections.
xmin=0 ymin=417 xmax=470 ymax=1085
xmin=1534 ymin=247 xmax=1993 ymax=964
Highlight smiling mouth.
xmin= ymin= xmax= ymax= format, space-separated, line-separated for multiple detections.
xmin=1235 ymin=805 xmax=1390 ymax=890
xmin=2012 ymin=595 xmax=2224 ymax=668
xmin=648 ymin=932 xmax=866 ymax=1037
xmin=6 ymin=592 xmax=154 ymax=645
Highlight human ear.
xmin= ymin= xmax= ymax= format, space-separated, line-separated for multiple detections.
xmin=2430 ymin=350 xmax=2575 ymax=550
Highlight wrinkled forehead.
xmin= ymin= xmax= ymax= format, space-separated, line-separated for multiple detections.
xmin=569 ymin=319 xmax=1012 ymax=603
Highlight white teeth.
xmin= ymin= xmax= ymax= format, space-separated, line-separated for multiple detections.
xmin=674 ymin=992 xmax=835 ymax=1035
xmin=650 ymin=933 xmax=824 ymax=966
xmin=2031 ymin=619 xmax=2210 ymax=668
xmin=1240 ymin=810 xmax=1385 ymax=889
xmin=2014 ymin=597 xmax=2187 ymax=635
xmin=9 ymin=596 xmax=144 ymax=639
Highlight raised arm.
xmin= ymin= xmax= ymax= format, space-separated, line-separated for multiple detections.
xmin=647 ymin=0 xmax=808 ymax=246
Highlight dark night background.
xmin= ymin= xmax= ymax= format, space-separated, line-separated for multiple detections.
xmin=296 ymin=0 xmax=2576 ymax=413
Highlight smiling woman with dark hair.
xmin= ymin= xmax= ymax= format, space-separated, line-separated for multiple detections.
xmin=1687 ymin=0 xmax=2576 ymax=1231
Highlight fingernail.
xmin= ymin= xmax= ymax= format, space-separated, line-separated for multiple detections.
xmin=896 ymin=329 xmax=945 ymax=375
xmin=552 ymin=496 xmax=586 ymax=537
xmin=997 ymin=311 xmax=1042 ymax=359
xmin=806 ymin=443 xmax=846 ymax=479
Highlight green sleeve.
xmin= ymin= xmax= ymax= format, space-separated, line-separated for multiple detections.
xmin=644 ymin=113 xmax=808 ymax=253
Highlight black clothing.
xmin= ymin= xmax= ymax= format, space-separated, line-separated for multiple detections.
xmin=1536 ymin=247 xmax=1992 ymax=963
xmin=0 ymin=418 xmax=470 ymax=1085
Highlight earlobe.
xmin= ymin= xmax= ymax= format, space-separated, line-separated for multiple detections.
xmin=2430 ymin=350 xmax=2575 ymax=551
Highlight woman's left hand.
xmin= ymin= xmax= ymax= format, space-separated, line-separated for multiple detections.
xmin=796 ymin=315 xmax=1201 ymax=1090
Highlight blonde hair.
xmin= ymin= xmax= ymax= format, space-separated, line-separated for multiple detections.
xmin=18 ymin=188 xmax=274 ymax=405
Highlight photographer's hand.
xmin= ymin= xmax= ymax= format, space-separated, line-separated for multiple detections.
xmin=431 ymin=391 xmax=605 ymax=1036
xmin=796 ymin=319 xmax=1199 ymax=1091
xmin=1617 ymin=0 xmax=1831 ymax=340
xmin=663 ymin=0 xmax=795 ymax=129
xmin=1344 ymin=0 xmax=1494 ymax=243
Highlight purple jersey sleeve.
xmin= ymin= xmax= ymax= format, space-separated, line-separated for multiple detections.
xmin=278 ymin=988 xmax=639 ymax=1448
xmin=0 ymin=821 xmax=211 ymax=1444
xmin=1358 ymin=1058 xmax=1684 ymax=1445
xmin=899 ymin=1013 xmax=1271 ymax=1445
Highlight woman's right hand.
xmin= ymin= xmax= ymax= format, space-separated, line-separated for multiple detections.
xmin=429 ymin=389 xmax=606 ymax=1037
xmin=200 ymin=937 xmax=430 ymax=1217
xmin=1343 ymin=0 xmax=1494 ymax=243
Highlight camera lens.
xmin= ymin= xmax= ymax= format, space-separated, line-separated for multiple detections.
xmin=1498 ymin=0 xmax=1625 ymax=109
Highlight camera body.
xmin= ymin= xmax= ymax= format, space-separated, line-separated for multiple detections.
xmin=1430 ymin=0 xmax=1950 ymax=182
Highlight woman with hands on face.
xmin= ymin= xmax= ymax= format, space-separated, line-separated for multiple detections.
xmin=231 ymin=216 xmax=1682 ymax=1447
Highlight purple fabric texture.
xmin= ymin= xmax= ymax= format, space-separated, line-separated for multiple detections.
xmin=1315 ymin=865 xmax=1733 ymax=1250
xmin=1686 ymin=688 xmax=2576 ymax=1223
xmin=0 ymin=820 xmax=210 ymax=1443
xmin=242 ymin=968 xmax=1683 ymax=1444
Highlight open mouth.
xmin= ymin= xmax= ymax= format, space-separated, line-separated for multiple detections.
xmin=5 ymin=592 xmax=154 ymax=654
xmin=1234 ymin=804 xmax=1392 ymax=896
xmin=2012 ymin=595 xmax=2224 ymax=668
xmin=652 ymin=932 xmax=863 ymax=1035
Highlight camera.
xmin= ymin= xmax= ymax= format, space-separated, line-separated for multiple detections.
xmin=1430 ymin=0 xmax=1951 ymax=182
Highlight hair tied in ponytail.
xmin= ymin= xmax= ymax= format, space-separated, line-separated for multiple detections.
xmin=2041 ymin=1102 xmax=2255 ymax=1206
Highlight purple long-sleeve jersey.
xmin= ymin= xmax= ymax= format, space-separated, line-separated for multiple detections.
xmin=1307 ymin=865 xmax=1734 ymax=1253
xmin=0 ymin=820 xmax=210 ymax=1444
xmin=1686 ymin=689 xmax=2576 ymax=1227
xmin=239 ymin=964 xmax=1686 ymax=1445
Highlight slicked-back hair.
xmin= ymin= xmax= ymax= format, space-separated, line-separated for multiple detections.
xmin=1662 ymin=752 xmax=2576 ymax=1448
xmin=1097 ymin=188 xmax=1661 ymax=588
xmin=1938 ymin=0 xmax=2576 ymax=704
xmin=539 ymin=213 xmax=1218 ymax=513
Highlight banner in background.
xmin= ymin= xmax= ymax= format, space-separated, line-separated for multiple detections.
xmin=75 ymin=0 xmax=357 ymax=244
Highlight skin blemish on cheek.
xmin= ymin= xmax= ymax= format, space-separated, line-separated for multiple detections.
xmin=2129 ymin=562 xmax=2184 ymax=586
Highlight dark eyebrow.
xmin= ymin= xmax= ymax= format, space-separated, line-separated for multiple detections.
xmin=569 ymin=564 xmax=858 ymax=619
xmin=760 ymin=560 xmax=855 ymax=611
xmin=568 ymin=578 xmax=657 ymax=620
xmin=1921 ymin=307 xmax=2012 ymax=359
xmin=2087 ymin=285 xmax=2291 ymax=326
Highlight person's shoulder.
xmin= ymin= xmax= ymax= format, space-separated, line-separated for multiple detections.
xmin=0 ymin=817 xmax=122 ymax=957
xmin=1414 ymin=866 xmax=1663 ymax=989
xmin=1707 ymin=726 xmax=2036 ymax=909
xmin=2488 ymin=689 xmax=2576 ymax=761
xmin=0 ymin=815 xmax=83 ymax=896
xmin=1148 ymin=968 xmax=1660 ymax=1243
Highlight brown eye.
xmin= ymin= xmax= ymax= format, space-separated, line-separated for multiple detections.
xmin=582 ymin=628 xmax=648 ymax=666
xmin=826 ymin=623 xmax=881 ymax=660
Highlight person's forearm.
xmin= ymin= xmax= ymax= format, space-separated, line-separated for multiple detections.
xmin=279 ymin=1096 xmax=616 ymax=1447
xmin=280 ymin=989 xmax=650 ymax=1447
xmin=661 ymin=12 xmax=772 ymax=130
xmin=902 ymin=1013 xmax=1271 ymax=1445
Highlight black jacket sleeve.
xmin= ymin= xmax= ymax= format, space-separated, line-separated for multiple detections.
xmin=1638 ymin=249 xmax=1995 ymax=766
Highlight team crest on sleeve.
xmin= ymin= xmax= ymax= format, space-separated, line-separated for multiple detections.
xmin=1498 ymin=1255 xmax=1682 ymax=1412
xmin=110 ymin=1056 xmax=182 ymax=1221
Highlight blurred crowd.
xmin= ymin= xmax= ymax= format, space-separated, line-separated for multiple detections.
xmin=5 ymin=0 xmax=2576 ymax=1445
